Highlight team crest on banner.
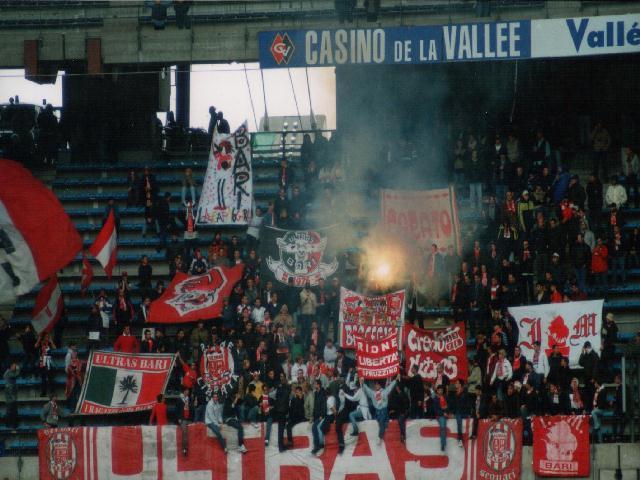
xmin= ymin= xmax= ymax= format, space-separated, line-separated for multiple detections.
xmin=167 ymin=269 xmax=225 ymax=315
xmin=48 ymin=432 xmax=77 ymax=480
xmin=199 ymin=342 xmax=237 ymax=396
xmin=474 ymin=419 xmax=522 ymax=480
xmin=198 ymin=122 xmax=252 ymax=225
xmin=533 ymin=415 xmax=590 ymax=477
xmin=261 ymin=226 xmax=339 ymax=287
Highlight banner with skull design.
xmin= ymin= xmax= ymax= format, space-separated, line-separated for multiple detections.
xmin=532 ymin=415 xmax=590 ymax=477
xmin=148 ymin=265 xmax=244 ymax=323
xmin=197 ymin=122 xmax=253 ymax=225
xmin=260 ymin=225 xmax=341 ymax=287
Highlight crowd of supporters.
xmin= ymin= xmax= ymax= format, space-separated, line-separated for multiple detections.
xmin=2 ymin=121 xmax=638 ymax=450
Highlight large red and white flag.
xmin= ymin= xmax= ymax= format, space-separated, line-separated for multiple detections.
xmin=80 ymin=251 xmax=94 ymax=295
xmin=32 ymin=276 xmax=64 ymax=334
xmin=509 ymin=300 xmax=604 ymax=368
xmin=148 ymin=265 xmax=244 ymax=324
xmin=88 ymin=210 xmax=117 ymax=279
xmin=532 ymin=415 xmax=590 ymax=477
xmin=0 ymin=159 xmax=82 ymax=303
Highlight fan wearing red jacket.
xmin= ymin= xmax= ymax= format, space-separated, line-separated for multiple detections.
xmin=114 ymin=325 xmax=140 ymax=353
xmin=591 ymin=238 xmax=609 ymax=297
xmin=149 ymin=394 xmax=168 ymax=426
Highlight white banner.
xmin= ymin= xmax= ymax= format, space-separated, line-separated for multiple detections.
xmin=509 ymin=300 xmax=604 ymax=368
xmin=197 ymin=122 xmax=253 ymax=225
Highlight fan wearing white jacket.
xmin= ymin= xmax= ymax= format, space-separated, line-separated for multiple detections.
xmin=490 ymin=349 xmax=513 ymax=402
xmin=344 ymin=383 xmax=372 ymax=436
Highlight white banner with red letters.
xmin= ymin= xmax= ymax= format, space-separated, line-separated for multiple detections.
xmin=339 ymin=287 xmax=405 ymax=350
xmin=39 ymin=418 xmax=506 ymax=480
xmin=355 ymin=331 xmax=400 ymax=379
xmin=404 ymin=322 xmax=468 ymax=382
xmin=509 ymin=300 xmax=604 ymax=368
xmin=532 ymin=415 xmax=590 ymax=477
xmin=380 ymin=187 xmax=461 ymax=252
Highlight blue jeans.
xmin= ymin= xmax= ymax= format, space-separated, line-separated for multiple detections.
xmin=349 ymin=409 xmax=364 ymax=433
xmin=195 ymin=404 xmax=206 ymax=423
xmin=207 ymin=419 xmax=244 ymax=450
xmin=495 ymin=184 xmax=507 ymax=202
xmin=182 ymin=185 xmax=197 ymax=205
xmin=375 ymin=407 xmax=389 ymax=439
xmin=574 ymin=266 xmax=587 ymax=293
xmin=264 ymin=416 xmax=273 ymax=443
xmin=437 ymin=416 xmax=447 ymax=450
xmin=312 ymin=415 xmax=334 ymax=449
xmin=592 ymin=409 xmax=604 ymax=442
xmin=455 ymin=414 xmax=465 ymax=440
xmin=239 ymin=405 xmax=258 ymax=423
xmin=469 ymin=183 xmax=482 ymax=211
xmin=142 ymin=219 xmax=160 ymax=236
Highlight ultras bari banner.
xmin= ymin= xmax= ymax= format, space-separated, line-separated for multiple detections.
xmin=75 ymin=351 xmax=175 ymax=415
xmin=354 ymin=331 xmax=400 ymax=379
xmin=532 ymin=415 xmax=590 ymax=477
xmin=39 ymin=418 xmax=520 ymax=479
xmin=197 ymin=123 xmax=252 ymax=225
xmin=404 ymin=322 xmax=468 ymax=382
xmin=509 ymin=300 xmax=604 ymax=368
xmin=260 ymin=225 xmax=340 ymax=287
xmin=338 ymin=287 xmax=405 ymax=350
xmin=148 ymin=265 xmax=243 ymax=324
xmin=380 ymin=188 xmax=461 ymax=253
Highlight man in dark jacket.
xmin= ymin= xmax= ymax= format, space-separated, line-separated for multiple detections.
xmin=273 ymin=373 xmax=291 ymax=452
xmin=286 ymin=385 xmax=307 ymax=446
xmin=570 ymin=234 xmax=591 ymax=293
xmin=406 ymin=366 xmax=424 ymax=419
xmin=389 ymin=382 xmax=410 ymax=443
xmin=578 ymin=341 xmax=600 ymax=385
xmin=567 ymin=175 xmax=586 ymax=210
xmin=448 ymin=380 xmax=469 ymax=446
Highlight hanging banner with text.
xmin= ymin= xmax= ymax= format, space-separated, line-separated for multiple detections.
xmin=339 ymin=287 xmax=405 ymax=350
xmin=197 ymin=122 xmax=253 ymax=225
xmin=259 ymin=14 xmax=640 ymax=68
xmin=404 ymin=322 xmax=468 ymax=382
xmin=355 ymin=331 xmax=400 ymax=380
xmin=75 ymin=351 xmax=175 ymax=415
xmin=380 ymin=187 xmax=461 ymax=253
xmin=509 ymin=300 xmax=603 ymax=368
xmin=532 ymin=415 xmax=590 ymax=477
xmin=40 ymin=418 xmax=495 ymax=479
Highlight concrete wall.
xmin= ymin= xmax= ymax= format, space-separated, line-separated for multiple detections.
xmin=1 ymin=1 xmax=640 ymax=68
xmin=2 ymin=444 xmax=639 ymax=479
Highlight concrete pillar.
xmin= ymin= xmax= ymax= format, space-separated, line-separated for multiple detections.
xmin=176 ymin=64 xmax=190 ymax=127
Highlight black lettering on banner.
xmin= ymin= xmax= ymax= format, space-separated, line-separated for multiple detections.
xmin=217 ymin=178 xmax=226 ymax=209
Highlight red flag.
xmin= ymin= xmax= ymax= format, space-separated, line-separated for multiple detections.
xmin=532 ymin=415 xmax=590 ymax=477
xmin=88 ymin=209 xmax=117 ymax=278
xmin=0 ymin=159 xmax=82 ymax=303
xmin=354 ymin=331 xmax=400 ymax=380
xmin=148 ymin=265 xmax=244 ymax=323
xmin=404 ymin=322 xmax=468 ymax=382
xmin=31 ymin=276 xmax=63 ymax=334
xmin=474 ymin=419 xmax=523 ymax=480
xmin=80 ymin=251 xmax=93 ymax=295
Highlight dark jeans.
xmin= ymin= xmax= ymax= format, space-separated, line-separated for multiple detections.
xmin=394 ymin=414 xmax=407 ymax=439
xmin=610 ymin=256 xmax=626 ymax=285
xmin=592 ymin=272 xmax=608 ymax=295
xmin=194 ymin=404 xmax=206 ymax=423
xmin=207 ymin=419 xmax=244 ymax=450
xmin=286 ymin=418 xmax=306 ymax=444
xmin=40 ymin=367 xmax=53 ymax=396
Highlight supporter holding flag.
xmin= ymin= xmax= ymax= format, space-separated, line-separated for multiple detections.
xmin=360 ymin=373 xmax=399 ymax=445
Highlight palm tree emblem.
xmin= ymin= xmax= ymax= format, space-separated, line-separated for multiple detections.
xmin=118 ymin=375 xmax=139 ymax=404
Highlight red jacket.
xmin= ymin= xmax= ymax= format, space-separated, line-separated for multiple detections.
xmin=591 ymin=245 xmax=609 ymax=273
xmin=150 ymin=402 xmax=168 ymax=426
xmin=114 ymin=334 xmax=140 ymax=353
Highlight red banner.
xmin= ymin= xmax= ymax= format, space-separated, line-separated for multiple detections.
xmin=404 ymin=322 xmax=468 ymax=382
xmin=355 ymin=332 xmax=400 ymax=379
xmin=474 ymin=419 xmax=523 ymax=480
xmin=148 ymin=265 xmax=243 ymax=323
xmin=338 ymin=287 xmax=406 ymax=350
xmin=532 ymin=415 xmax=590 ymax=477
xmin=380 ymin=187 xmax=461 ymax=253
xmin=40 ymin=418 xmax=494 ymax=479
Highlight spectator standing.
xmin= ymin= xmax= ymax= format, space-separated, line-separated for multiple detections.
xmin=467 ymin=148 xmax=484 ymax=212
xmin=591 ymin=238 xmax=609 ymax=296
xmin=389 ymin=381 xmax=410 ymax=443
xmin=176 ymin=388 xmax=193 ymax=456
xmin=41 ymin=393 xmax=60 ymax=428
xmin=448 ymin=380 xmax=469 ymax=447
xmin=601 ymin=313 xmax=619 ymax=374
xmin=181 ymin=168 xmax=197 ymax=205
xmin=361 ymin=374 xmax=399 ymax=445
xmin=126 ymin=170 xmax=139 ymax=207
xmin=570 ymin=234 xmax=591 ymax=293
xmin=579 ymin=341 xmax=600 ymax=385
xmin=4 ymin=362 xmax=20 ymax=430
xmin=114 ymin=325 xmax=140 ymax=353
xmin=622 ymin=147 xmax=640 ymax=207
xmin=182 ymin=201 xmax=198 ymax=260
xmin=36 ymin=333 xmax=56 ymax=397
xmin=299 ymin=282 xmax=317 ymax=340
xmin=37 ymin=104 xmax=59 ymax=165
xmin=150 ymin=394 xmax=168 ymax=426
xmin=591 ymin=122 xmax=611 ymax=179
xmin=609 ymin=227 xmax=627 ymax=286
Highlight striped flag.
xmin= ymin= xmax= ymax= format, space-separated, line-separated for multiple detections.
xmin=88 ymin=210 xmax=117 ymax=279
xmin=0 ymin=159 xmax=82 ymax=303
xmin=32 ymin=275 xmax=64 ymax=334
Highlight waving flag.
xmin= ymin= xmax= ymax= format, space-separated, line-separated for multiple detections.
xmin=88 ymin=210 xmax=117 ymax=278
xmin=32 ymin=275 xmax=63 ymax=334
xmin=0 ymin=159 xmax=82 ymax=303
xmin=148 ymin=265 xmax=243 ymax=324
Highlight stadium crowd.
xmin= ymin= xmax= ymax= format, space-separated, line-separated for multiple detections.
xmin=2 ymin=119 xmax=638 ymax=452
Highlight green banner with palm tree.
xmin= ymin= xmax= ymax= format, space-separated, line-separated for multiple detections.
xmin=75 ymin=350 xmax=176 ymax=415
